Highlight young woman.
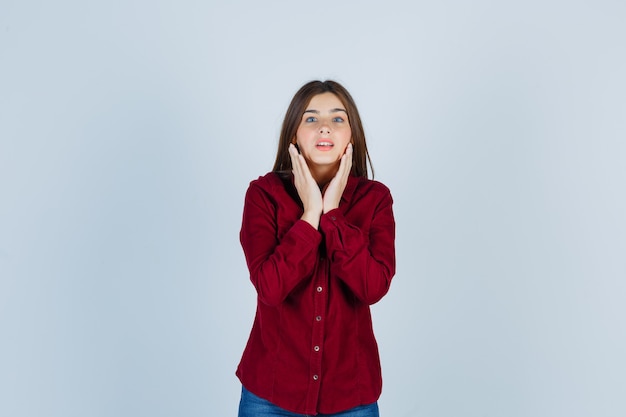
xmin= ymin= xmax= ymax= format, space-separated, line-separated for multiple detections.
xmin=237 ymin=80 xmax=396 ymax=417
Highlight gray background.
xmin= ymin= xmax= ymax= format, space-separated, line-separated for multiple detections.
xmin=1 ymin=1 xmax=625 ymax=416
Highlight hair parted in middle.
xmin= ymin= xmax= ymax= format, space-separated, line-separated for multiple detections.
xmin=272 ymin=80 xmax=374 ymax=179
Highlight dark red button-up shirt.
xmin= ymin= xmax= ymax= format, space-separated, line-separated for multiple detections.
xmin=236 ymin=172 xmax=396 ymax=415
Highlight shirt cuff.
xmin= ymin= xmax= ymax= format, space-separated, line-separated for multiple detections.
xmin=320 ymin=209 xmax=343 ymax=231
xmin=292 ymin=218 xmax=323 ymax=246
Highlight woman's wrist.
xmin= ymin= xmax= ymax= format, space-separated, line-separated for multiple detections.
xmin=322 ymin=200 xmax=339 ymax=214
xmin=301 ymin=210 xmax=321 ymax=229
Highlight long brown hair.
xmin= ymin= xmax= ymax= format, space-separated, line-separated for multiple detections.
xmin=272 ymin=80 xmax=374 ymax=179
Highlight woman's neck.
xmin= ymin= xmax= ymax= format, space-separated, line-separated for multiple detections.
xmin=309 ymin=164 xmax=339 ymax=190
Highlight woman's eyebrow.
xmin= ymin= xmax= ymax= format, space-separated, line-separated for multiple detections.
xmin=303 ymin=108 xmax=347 ymax=114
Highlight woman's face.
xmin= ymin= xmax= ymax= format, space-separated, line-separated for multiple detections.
xmin=294 ymin=92 xmax=352 ymax=171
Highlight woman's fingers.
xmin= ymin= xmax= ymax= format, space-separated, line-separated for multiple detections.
xmin=340 ymin=143 xmax=353 ymax=177
xmin=333 ymin=143 xmax=353 ymax=182
xmin=336 ymin=143 xmax=353 ymax=183
xmin=289 ymin=144 xmax=301 ymax=177
xmin=289 ymin=144 xmax=323 ymax=220
xmin=322 ymin=144 xmax=353 ymax=213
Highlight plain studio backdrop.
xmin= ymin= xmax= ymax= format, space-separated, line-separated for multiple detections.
xmin=1 ymin=1 xmax=625 ymax=416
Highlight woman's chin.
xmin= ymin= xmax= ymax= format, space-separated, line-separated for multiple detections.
xmin=304 ymin=151 xmax=339 ymax=164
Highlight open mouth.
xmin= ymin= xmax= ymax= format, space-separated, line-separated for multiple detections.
xmin=316 ymin=141 xmax=334 ymax=150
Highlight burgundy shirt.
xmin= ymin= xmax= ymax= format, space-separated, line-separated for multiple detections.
xmin=236 ymin=172 xmax=396 ymax=415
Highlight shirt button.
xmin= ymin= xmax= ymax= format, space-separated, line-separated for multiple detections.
xmin=315 ymin=316 xmax=322 ymax=322
xmin=317 ymin=286 xmax=323 ymax=292
xmin=313 ymin=375 xmax=319 ymax=380
xmin=331 ymin=216 xmax=337 ymax=221
xmin=314 ymin=346 xmax=320 ymax=352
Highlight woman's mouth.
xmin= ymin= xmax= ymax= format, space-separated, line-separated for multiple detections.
xmin=316 ymin=140 xmax=334 ymax=150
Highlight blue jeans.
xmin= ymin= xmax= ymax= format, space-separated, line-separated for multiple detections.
xmin=238 ymin=386 xmax=380 ymax=417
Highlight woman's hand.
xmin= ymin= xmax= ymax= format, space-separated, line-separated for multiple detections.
xmin=289 ymin=144 xmax=323 ymax=228
xmin=322 ymin=143 xmax=353 ymax=213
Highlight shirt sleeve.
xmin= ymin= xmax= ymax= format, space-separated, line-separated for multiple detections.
xmin=240 ymin=182 xmax=322 ymax=307
xmin=320 ymin=188 xmax=396 ymax=305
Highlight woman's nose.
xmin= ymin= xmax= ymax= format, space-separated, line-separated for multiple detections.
xmin=319 ymin=124 xmax=331 ymax=135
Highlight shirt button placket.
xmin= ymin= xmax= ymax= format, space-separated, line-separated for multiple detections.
xmin=312 ymin=280 xmax=324 ymax=386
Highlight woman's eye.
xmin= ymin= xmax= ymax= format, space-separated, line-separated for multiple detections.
xmin=333 ymin=117 xmax=345 ymax=123
xmin=305 ymin=116 xmax=317 ymax=123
